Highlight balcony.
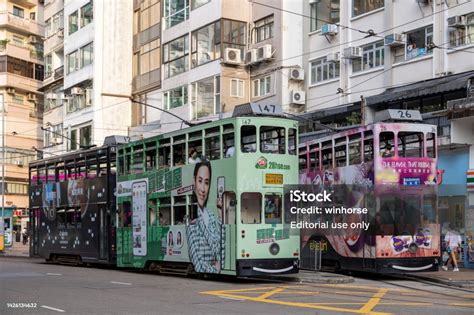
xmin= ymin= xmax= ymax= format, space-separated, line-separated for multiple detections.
xmin=54 ymin=65 xmax=64 ymax=80
xmin=0 ymin=43 xmax=32 ymax=61
xmin=42 ymin=65 xmax=63 ymax=88
xmin=132 ymin=68 xmax=161 ymax=93
xmin=44 ymin=29 xmax=64 ymax=53
xmin=10 ymin=0 xmax=36 ymax=9
xmin=133 ymin=23 xmax=160 ymax=51
xmin=0 ymin=11 xmax=45 ymax=36
xmin=0 ymin=72 xmax=42 ymax=92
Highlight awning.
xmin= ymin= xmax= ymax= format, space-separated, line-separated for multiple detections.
xmin=366 ymin=71 xmax=474 ymax=106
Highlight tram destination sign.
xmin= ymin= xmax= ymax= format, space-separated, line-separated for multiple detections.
xmin=375 ymin=109 xmax=422 ymax=122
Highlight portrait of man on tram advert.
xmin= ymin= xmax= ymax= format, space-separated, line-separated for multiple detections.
xmin=186 ymin=160 xmax=225 ymax=273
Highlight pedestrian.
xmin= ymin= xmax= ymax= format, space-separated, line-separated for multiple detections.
xmin=22 ymin=226 xmax=28 ymax=245
xmin=442 ymin=225 xmax=462 ymax=272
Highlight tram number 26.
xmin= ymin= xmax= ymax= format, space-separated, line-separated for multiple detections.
xmin=397 ymin=110 xmax=412 ymax=119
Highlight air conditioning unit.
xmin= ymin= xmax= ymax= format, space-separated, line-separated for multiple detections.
xmin=28 ymin=36 xmax=37 ymax=44
xmin=326 ymin=52 xmax=341 ymax=63
xmin=71 ymin=87 xmax=83 ymax=95
xmin=245 ymin=49 xmax=257 ymax=64
xmin=27 ymin=93 xmax=37 ymax=101
xmin=257 ymin=44 xmax=273 ymax=61
xmin=290 ymin=90 xmax=305 ymax=105
xmin=14 ymin=160 xmax=24 ymax=167
xmin=46 ymin=93 xmax=57 ymax=100
xmin=289 ymin=68 xmax=304 ymax=81
xmin=384 ymin=33 xmax=404 ymax=46
xmin=343 ymin=46 xmax=362 ymax=59
xmin=52 ymin=137 xmax=61 ymax=145
xmin=223 ymin=48 xmax=242 ymax=65
xmin=321 ymin=24 xmax=338 ymax=36
xmin=57 ymin=29 xmax=64 ymax=37
xmin=6 ymin=87 xmax=15 ymax=94
xmin=447 ymin=16 xmax=466 ymax=28
xmin=85 ymin=88 xmax=93 ymax=106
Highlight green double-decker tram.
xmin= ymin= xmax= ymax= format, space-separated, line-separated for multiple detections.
xmin=116 ymin=105 xmax=300 ymax=276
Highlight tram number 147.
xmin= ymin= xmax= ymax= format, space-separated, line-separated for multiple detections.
xmin=250 ymin=103 xmax=283 ymax=116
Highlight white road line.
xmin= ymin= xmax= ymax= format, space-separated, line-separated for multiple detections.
xmin=41 ymin=305 xmax=65 ymax=312
xmin=46 ymin=273 xmax=62 ymax=276
xmin=218 ymin=296 xmax=244 ymax=301
xmin=110 ymin=281 xmax=132 ymax=285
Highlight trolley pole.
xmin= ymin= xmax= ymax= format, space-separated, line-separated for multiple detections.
xmin=0 ymin=94 xmax=5 ymax=252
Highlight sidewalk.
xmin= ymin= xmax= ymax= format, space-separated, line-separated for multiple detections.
xmin=0 ymin=241 xmax=29 ymax=258
xmin=260 ymin=270 xmax=354 ymax=284
xmin=409 ymin=267 xmax=474 ymax=289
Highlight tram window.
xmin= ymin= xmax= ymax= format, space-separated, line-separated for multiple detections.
xmin=188 ymin=131 xmax=203 ymax=162
xmin=149 ymin=199 xmax=157 ymax=226
xmin=118 ymin=152 xmax=125 ymax=175
xmin=57 ymin=165 xmax=66 ymax=182
xmin=47 ymin=164 xmax=55 ymax=183
xmin=398 ymin=132 xmax=423 ymax=158
xmin=205 ymin=135 xmax=220 ymax=160
xmin=173 ymin=196 xmax=186 ymax=225
xmin=426 ymin=133 xmax=436 ymax=158
xmin=334 ymin=137 xmax=347 ymax=167
xmin=38 ymin=167 xmax=46 ymax=184
xmin=87 ymin=162 xmax=97 ymax=179
xmin=158 ymin=139 xmax=171 ymax=168
xmin=241 ymin=126 xmax=257 ymax=153
xmin=159 ymin=197 xmax=171 ymax=226
xmin=264 ymin=193 xmax=282 ymax=224
xmin=223 ymin=125 xmax=235 ymax=158
xmin=98 ymin=161 xmax=108 ymax=177
xmin=66 ymin=208 xmax=75 ymax=229
xmin=189 ymin=194 xmax=198 ymax=221
xmin=133 ymin=145 xmax=144 ymax=174
xmin=423 ymin=195 xmax=437 ymax=224
xmin=173 ymin=136 xmax=186 ymax=166
xmin=57 ymin=209 xmax=66 ymax=229
xmin=122 ymin=202 xmax=132 ymax=228
xmin=224 ymin=192 xmax=236 ymax=224
xmin=288 ymin=128 xmax=297 ymax=155
xmin=241 ymin=192 xmax=262 ymax=224
xmin=66 ymin=163 xmax=75 ymax=179
xmin=78 ymin=163 xmax=86 ymax=179
xmin=299 ymin=150 xmax=308 ymax=173
xmin=322 ymin=148 xmax=332 ymax=170
xmin=403 ymin=196 xmax=421 ymax=225
xmin=125 ymin=148 xmax=132 ymax=174
xmin=110 ymin=159 xmax=116 ymax=175
xmin=145 ymin=142 xmax=157 ymax=170
xmin=379 ymin=132 xmax=394 ymax=158
xmin=349 ymin=134 xmax=362 ymax=165
xmin=364 ymin=131 xmax=374 ymax=162
xmin=74 ymin=208 xmax=82 ymax=228
xmin=260 ymin=126 xmax=285 ymax=154
xmin=311 ymin=150 xmax=320 ymax=171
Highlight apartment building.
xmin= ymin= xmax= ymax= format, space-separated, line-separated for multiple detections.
xmin=41 ymin=0 xmax=133 ymax=155
xmin=0 ymin=0 xmax=44 ymax=243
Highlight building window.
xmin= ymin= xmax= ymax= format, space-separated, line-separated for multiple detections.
xmin=44 ymin=124 xmax=63 ymax=147
xmin=67 ymin=50 xmax=79 ymax=74
xmin=230 ymin=79 xmax=244 ymax=98
xmin=164 ymin=0 xmax=189 ymax=29
xmin=163 ymin=85 xmax=188 ymax=110
xmin=80 ymin=2 xmax=93 ymax=27
xmin=352 ymin=41 xmax=384 ymax=72
xmin=191 ymin=76 xmax=220 ymax=119
xmin=310 ymin=57 xmax=339 ymax=84
xmin=12 ymin=6 xmax=24 ymax=18
xmin=0 ymin=56 xmax=44 ymax=80
xmin=139 ymin=39 xmax=160 ymax=75
xmin=191 ymin=0 xmax=210 ymax=10
xmin=252 ymin=76 xmax=271 ymax=98
xmin=69 ymin=11 xmax=79 ymax=35
xmin=81 ymin=42 xmax=93 ymax=67
xmin=12 ymin=95 xmax=24 ymax=105
xmin=222 ymin=19 xmax=246 ymax=57
xmin=449 ymin=13 xmax=474 ymax=47
xmin=70 ymin=129 xmax=77 ymax=151
xmin=255 ymin=15 xmax=274 ymax=43
xmin=310 ymin=0 xmax=340 ymax=32
xmin=139 ymin=0 xmax=160 ymax=32
xmin=163 ymin=35 xmax=189 ymax=79
xmin=80 ymin=125 xmax=92 ymax=148
xmin=406 ymin=25 xmax=433 ymax=60
xmin=191 ymin=21 xmax=220 ymax=68
xmin=352 ymin=0 xmax=383 ymax=17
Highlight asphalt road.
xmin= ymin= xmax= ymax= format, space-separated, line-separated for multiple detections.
xmin=1 ymin=257 xmax=473 ymax=315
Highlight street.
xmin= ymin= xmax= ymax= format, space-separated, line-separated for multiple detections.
xmin=1 ymin=257 xmax=473 ymax=315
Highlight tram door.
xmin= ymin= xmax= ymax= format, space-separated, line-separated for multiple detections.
xmin=222 ymin=191 xmax=236 ymax=271
xmin=99 ymin=205 xmax=109 ymax=260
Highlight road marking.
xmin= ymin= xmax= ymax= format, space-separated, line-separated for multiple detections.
xmin=359 ymin=288 xmax=389 ymax=313
xmin=449 ymin=303 xmax=474 ymax=307
xmin=46 ymin=273 xmax=62 ymax=276
xmin=219 ymin=296 xmax=244 ymax=301
xmin=110 ymin=281 xmax=132 ymax=285
xmin=41 ymin=305 xmax=65 ymax=313
xmin=255 ymin=287 xmax=285 ymax=300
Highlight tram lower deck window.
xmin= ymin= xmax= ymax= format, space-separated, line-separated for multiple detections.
xmin=241 ymin=192 xmax=262 ymax=224
xmin=265 ymin=193 xmax=282 ymax=224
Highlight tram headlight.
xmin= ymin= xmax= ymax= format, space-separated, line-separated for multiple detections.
xmin=269 ymin=243 xmax=280 ymax=256
xmin=408 ymin=242 xmax=418 ymax=254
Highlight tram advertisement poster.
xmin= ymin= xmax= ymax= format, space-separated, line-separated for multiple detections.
xmin=132 ymin=181 xmax=147 ymax=256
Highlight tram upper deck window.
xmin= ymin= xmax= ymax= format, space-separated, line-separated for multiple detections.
xmin=145 ymin=142 xmax=157 ymax=170
xmin=205 ymin=127 xmax=220 ymax=160
xmin=398 ymin=132 xmax=423 ymax=158
xmin=133 ymin=145 xmax=144 ymax=174
xmin=98 ymin=155 xmax=108 ymax=177
xmin=260 ymin=126 xmax=285 ymax=154
xmin=87 ymin=156 xmax=97 ymax=178
xmin=241 ymin=192 xmax=262 ymax=224
xmin=188 ymin=131 xmax=203 ymax=163
xmin=125 ymin=148 xmax=132 ymax=174
xmin=363 ymin=130 xmax=374 ymax=162
xmin=321 ymin=141 xmax=332 ymax=170
xmin=223 ymin=124 xmax=235 ymax=158
xmin=299 ymin=147 xmax=308 ymax=173
xmin=159 ymin=197 xmax=171 ymax=226
xmin=38 ymin=166 xmax=46 ymax=184
xmin=173 ymin=196 xmax=186 ymax=225
xmin=118 ymin=149 xmax=125 ymax=175
xmin=173 ymin=135 xmax=186 ymax=166
xmin=241 ymin=125 xmax=256 ymax=153
xmin=426 ymin=133 xmax=436 ymax=158
xmin=288 ymin=128 xmax=297 ymax=155
xmin=309 ymin=143 xmax=320 ymax=171
xmin=56 ymin=162 xmax=65 ymax=182
xmin=110 ymin=159 xmax=117 ymax=175
xmin=379 ymin=132 xmax=394 ymax=158
xmin=158 ymin=138 xmax=171 ymax=168
xmin=349 ymin=134 xmax=362 ymax=165
xmin=265 ymin=193 xmax=282 ymax=224
xmin=334 ymin=137 xmax=347 ymax=167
